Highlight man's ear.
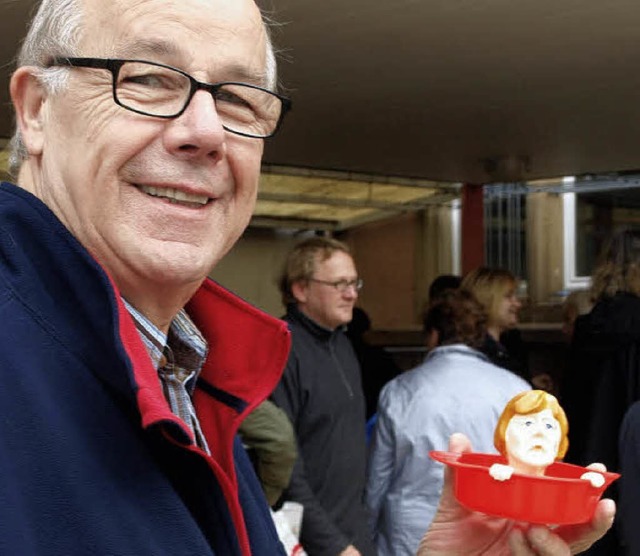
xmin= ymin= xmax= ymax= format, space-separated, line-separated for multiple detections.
xmin=291 ymin=281 xmax=308 ymax=304
xmin=10 ymin=67 xmax=47 ymax=157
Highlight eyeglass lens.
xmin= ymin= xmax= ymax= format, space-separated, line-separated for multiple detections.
xmin=332 ymin=280 xmax=363 ymax=292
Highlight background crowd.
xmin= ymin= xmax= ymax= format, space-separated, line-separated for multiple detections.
xmin=257 ymin=234 xmax=626 ymax=556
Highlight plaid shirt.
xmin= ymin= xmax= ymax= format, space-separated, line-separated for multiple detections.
xmin=124 ymin=300 xmax=210 ymax=454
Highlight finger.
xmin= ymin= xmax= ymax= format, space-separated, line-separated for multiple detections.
xmin=508 ymin=527 xmax=536 ymax=556
xmin=432 ymin=433 xmax=474 ymax=519
xmin=448 ymin=432 xmax=473 ymax=454
xmin=585 ymin=462 xmax=606 ymax=473
xmin=525 ymin=526 xmax=571 ymax=556
xmin=555 ymin=498 xmax=616 ymax=553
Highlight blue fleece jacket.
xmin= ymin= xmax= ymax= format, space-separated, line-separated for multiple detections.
xmin=0 ymin=181 xmax=290 ymax=556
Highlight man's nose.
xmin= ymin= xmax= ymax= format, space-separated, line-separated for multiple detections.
xmin=163 ymin=89 xmax=226 ymax=161
xmin=342 ymin=285 xmax=359 ymax=298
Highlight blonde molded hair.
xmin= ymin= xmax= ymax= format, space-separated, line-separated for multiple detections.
xmin=493 ymin=390 xmax=569 ymax=460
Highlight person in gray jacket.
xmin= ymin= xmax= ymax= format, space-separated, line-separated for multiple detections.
xmin=365 ymin=289 xmax=531 ymax=556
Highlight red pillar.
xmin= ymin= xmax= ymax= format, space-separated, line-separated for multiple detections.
xmin=461 ymin=183 xmax=485 ymax=275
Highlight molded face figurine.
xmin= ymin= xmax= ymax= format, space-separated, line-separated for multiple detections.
xmin=503 ymin=407 xmax=562 ymax=475
xmin=489 ymin=390 xmax=605 ymax=488
xmin=490 ymin=390 xmax=569 ymax=480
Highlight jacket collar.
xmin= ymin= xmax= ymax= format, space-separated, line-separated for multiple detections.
xmin=0 ymin=181 xmax=291 ymax=440
xmin=0 ymin=181 xmax=292 ymax=556
xmin=285 ymin=302 xmax=346 ymax=340
xmin=426 ymin=343 xmax=491 ymax=363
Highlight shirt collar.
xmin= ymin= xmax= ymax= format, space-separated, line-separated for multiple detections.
xmin=123 ymin=299 xmax=208 ymax=374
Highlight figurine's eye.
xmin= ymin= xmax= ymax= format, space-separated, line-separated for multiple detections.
xmin=525 ymin=420 xmax=533 ymax=427
xmin=545 ymin=423 xmax=553 ymax=429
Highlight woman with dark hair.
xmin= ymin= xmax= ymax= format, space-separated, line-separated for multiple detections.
xmin=365 ymin=290 xmax=530 ymax=556
xmin=562 ymin=229 xmax=640 ymax=555
xmin=563 ymin=229 xmax=640 ymax=469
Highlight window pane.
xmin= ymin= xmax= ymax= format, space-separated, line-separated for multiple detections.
xmin=575 ymin=187 xmax=640 ymax=277
xmin=484 ymin=184 xmax=527 ymax=280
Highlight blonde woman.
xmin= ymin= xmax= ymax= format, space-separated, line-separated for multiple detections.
xmin=461 ymin=267 xmax=529 ymax=381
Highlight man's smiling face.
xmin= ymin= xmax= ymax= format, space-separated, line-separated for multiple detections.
xmin=29 ymin=0 xmax=268 ymax=299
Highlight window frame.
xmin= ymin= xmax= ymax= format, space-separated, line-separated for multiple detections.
xmin=562 ymin=187 xmax=592 ymax=291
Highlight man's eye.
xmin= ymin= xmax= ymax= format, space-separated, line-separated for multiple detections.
xmin=215 ymin=90 xmax=252 ymax=108
xmin=335 ymin=281 xmax=348 ymax=288
xmin=121 ymin=73 xmax=181 ymax=90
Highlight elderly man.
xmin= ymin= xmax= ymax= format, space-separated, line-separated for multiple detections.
xmin=5 ymin=0 xmax=291 ymax=554
xmin=3 ymin=0 xmax=613 ymax=554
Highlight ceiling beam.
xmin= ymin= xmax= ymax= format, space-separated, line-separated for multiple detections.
xmin=256 ymin=191 xmax=458 ymax=211
xmin=249 ymin=215 xmax=340 ymax=231
xmin=261 ymin=164 xmax=461 ymax=192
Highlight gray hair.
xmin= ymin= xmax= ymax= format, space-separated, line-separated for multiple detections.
xmin=9 ymin=0 xmax=83 ymax=176
xmin=9 ymin=0 xmax=279 ymax=177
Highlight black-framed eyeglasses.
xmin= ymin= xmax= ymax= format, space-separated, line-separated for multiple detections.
xmin=47 ymin=57 xmax=292 ymax=139
xmin=308 ymin=278 xmax=364 ymax=293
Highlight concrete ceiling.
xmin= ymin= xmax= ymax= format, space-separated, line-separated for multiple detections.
xmin=3 ymin=0 xmax=640 ymax=229
xmin=260 ymin=0 xmax=640 ymax=183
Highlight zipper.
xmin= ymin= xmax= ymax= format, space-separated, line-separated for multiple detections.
xmin=329 ymin=338 xmax=354 ymax=398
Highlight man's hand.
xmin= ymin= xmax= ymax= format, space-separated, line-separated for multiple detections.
xmin=417 ymin=433 xmax=615 ymax=555
xmin=339 ymin=545 xmax=361 ymax=556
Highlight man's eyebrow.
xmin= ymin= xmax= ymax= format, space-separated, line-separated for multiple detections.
xmin=116 ymin=39 xmax=269 ymax=87
xmin=119 ymin=38 xmax=179 ymax=59
xmin=224 ymin=64 xmax=269 ymax=87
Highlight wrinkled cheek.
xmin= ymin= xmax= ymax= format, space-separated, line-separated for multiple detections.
xmin=84 ymin=113 xmax=114 ymax=144
xmin=234 ymin=180 xmax=258 ymax=221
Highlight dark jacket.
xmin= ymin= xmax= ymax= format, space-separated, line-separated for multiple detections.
xmin=481 ymin=329 xmax=530 ymax=383
xmin=619 ymin=401 xmax=640 ymax=555
xmin=271 ymin=304 xmax=374 ymax=556
xmin=563 ymin=292 xmax=640 ymax=470
xmin=0 ymin=182 xmax=290 ymax=556
xmin=346 ymin=312 xmax=401 ymax=420
xmin=561 ymin=292 xmax=640 ymax=556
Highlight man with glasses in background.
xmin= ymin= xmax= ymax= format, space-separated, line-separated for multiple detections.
xmin=272 ymin=237 xmax=374 ymax=556
xmin=2 ymin=0 xmax=615 ymax=553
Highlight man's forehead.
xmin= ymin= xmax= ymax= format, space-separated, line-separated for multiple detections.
xmin=314 ymin=251 xmax=356 ymax=273
xmin=80 ymin=0 xmax=265 ymax=59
